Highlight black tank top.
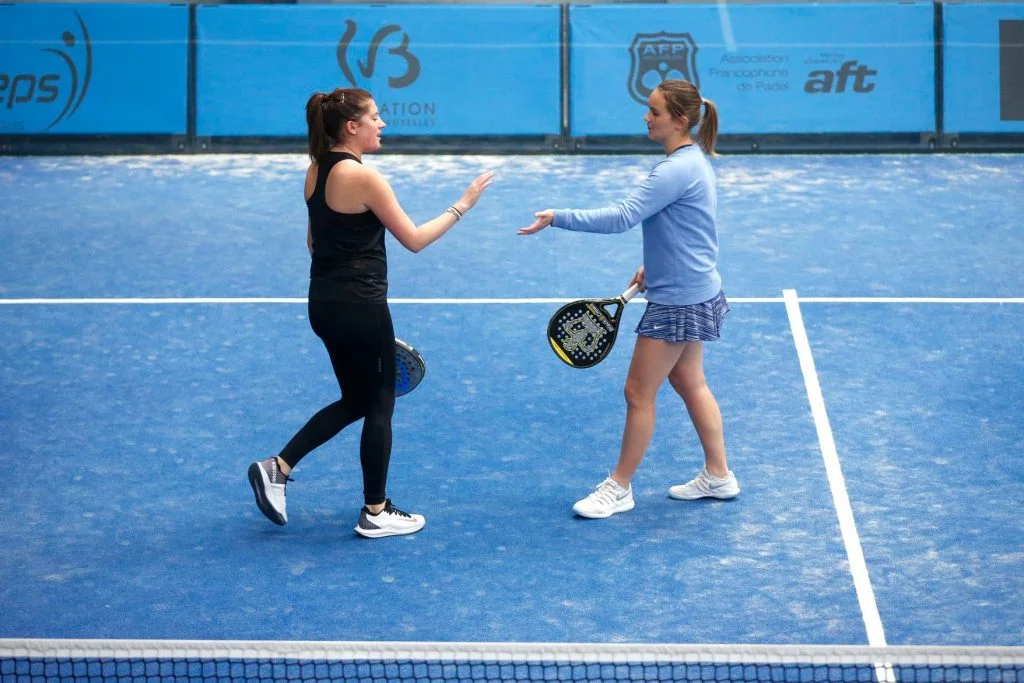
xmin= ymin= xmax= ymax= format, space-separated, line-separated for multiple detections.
xmin=306 ymin=151 xmax=388 ymax=303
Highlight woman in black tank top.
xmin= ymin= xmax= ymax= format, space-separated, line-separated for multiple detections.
xmin=247 ymin=87 xmax=494 ymax=538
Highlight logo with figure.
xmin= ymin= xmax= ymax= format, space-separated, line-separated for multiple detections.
xmin=336 ymin=19 xmax=421 ymax=89
xmin=626 ymin=32 xmax=699 ymax=105
xmin=0 ymin=9 xmax=93 ymax=131
xmin=561 ymin=311 xmax=607 ymax=355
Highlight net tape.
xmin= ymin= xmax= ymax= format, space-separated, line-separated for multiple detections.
xmin=2 ymin=640 xmax=1022 ymax=683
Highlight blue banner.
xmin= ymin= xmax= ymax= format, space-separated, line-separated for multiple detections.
xmin=944 ymin=3 xmax=1024 ymax=133
xmin=569 ymin=3 xmax=935 ymax=136
xmin=0 ymin=3 xmax=188 ymax=135
xmin=196 ymin=5 xmax=560 ymax=137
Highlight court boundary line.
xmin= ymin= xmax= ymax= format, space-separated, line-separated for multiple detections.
xmin=783 ymin=289 xmax=887 ymax=649
xmin=2 ymin=638 xmax=1023 ymax=663
xmin=1 ymin=296 xmax=1022 ymax=305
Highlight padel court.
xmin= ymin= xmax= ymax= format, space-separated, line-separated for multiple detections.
xmin=0 ymin=153 xmax=1021 ymax=667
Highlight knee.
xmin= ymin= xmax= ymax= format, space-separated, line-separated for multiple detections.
xmin=340 ymin=391 xmax=393 ymax=422
xmin=622 ymin=378 xmax=652 ymax=410
xmin=670 ymin=372 xmax=708 ymax=402
xmin=365 ymin=393 xmax=395 ymax=422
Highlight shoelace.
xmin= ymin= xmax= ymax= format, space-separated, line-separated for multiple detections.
xmin=383 ymin=500 xmax=413 ymax=519
xmin=266 ymin=460 xmax=294 ymax=487
xmin=691 ymin=471 xmax=718 ymax=493
xmin=589 ymin=480 xmax=623 ymax=506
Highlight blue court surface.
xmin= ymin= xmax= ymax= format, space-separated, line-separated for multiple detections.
xmin=0 ymin=153 xmax=1022 ymax=668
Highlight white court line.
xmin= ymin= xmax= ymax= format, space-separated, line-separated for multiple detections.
xmin=798 ymin=297 xmax=1024 ymax=304
xmin=1 ymin=296 xmax=1022 ymax=306
xmin=783 ymin=289 xmax=889 ymax=651
xmin=0 ymin=296 xmax=772 ymax=305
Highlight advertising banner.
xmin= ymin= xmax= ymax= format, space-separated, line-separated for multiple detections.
xmin=196 ymin=4 xmax=561 ymax=137
xmin=945 ymin=3 xmax=1024 ymax=133
xmin=0 ymin=3 xmax=188 ymax=135
xmin=570 ymin=3 xmax=935 ymax=136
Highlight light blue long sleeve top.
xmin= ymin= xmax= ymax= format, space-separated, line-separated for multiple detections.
xmin=552 ymin=145 xmax=721 ymax=306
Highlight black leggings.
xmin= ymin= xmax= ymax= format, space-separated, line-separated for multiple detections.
xmin=277 ymin=300 xmax=396 ymax=506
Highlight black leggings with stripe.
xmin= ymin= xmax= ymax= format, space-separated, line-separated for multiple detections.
xmin=277 ymin=300 xmax=396 ymax=506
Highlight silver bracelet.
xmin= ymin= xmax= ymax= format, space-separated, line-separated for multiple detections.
xmin=445 ymin=206 xmax=463 ymax=221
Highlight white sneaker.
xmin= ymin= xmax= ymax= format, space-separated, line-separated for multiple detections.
xmin=355 ymin=499 xmax=425 ymax=538
xmin=668 ymin=468 xmax=740 ymax=500
xmin=248 ymin=457 xmax=291 ymax=525
xmin=573 ymin=477 xmax=635 ymax=519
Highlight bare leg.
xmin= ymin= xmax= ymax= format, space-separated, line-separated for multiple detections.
xmin=610 ymin=336 xmax=687 ymax=488
xmin=667 ymin=342 xmax=728 ymax=477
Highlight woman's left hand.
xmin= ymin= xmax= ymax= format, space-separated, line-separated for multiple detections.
xmin=517 ymin=210 xmax=554 ymax=235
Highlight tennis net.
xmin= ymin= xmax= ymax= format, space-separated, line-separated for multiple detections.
xmin=2 ymin=639 xmax=1022 ymax=682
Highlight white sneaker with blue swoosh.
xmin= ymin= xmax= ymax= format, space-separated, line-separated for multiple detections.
xmin=669 ymin=468 xmax=740 ymax=500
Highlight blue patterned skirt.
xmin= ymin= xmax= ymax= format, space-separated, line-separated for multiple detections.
xmin=635 ymin=291 xmax=730 ymax=342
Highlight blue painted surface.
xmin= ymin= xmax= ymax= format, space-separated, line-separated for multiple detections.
xmin=0 ymin=153 xmax=1022 ymax=646
xmin=804 ymin=303 xmax=1024 ymax=645
xmin=1 ymin=154 xmax=1021 ymax=299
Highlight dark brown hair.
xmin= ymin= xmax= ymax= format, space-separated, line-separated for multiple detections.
xmin=656 ymin=80 xmax=720 ymax=157
xmin=305 ymin=88 xmax=373 ymax=162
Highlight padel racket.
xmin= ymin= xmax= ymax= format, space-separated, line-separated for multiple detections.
xmin=547 ymin=283 xmax=643 ymax=368
xmin=394 ymin=338 xmax=426 ymax=397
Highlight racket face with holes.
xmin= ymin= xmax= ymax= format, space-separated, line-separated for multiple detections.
xmin=547 ymin=297 xmax=624 ymax=369
xmin=394 ymin=339 xmax=426 ymax=397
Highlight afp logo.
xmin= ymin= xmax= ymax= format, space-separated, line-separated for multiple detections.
xmin=0 ymin=10 xmax=92 ymax=131
xmin=336 ymin=19 xmax=420 ymax=89
xmin=627 ymin=32 xmax=699 ymax=105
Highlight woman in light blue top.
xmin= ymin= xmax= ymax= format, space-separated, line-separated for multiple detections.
xmin=519 ymin=79 xmax=738 ymax=519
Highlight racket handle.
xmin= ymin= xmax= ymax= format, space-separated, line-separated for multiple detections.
xmin=621 ymin=283 xmax=643 ymax=302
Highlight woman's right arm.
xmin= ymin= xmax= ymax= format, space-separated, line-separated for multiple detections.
xmin=555 ymin=164 xmax=677 ymax=234
xmin=364 ymin=168 xmax=494 ymax=253
xmin=518 ymin=164 xmax=676 ymax=237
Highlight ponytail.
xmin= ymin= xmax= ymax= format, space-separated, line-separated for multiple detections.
xmin=305 ymin=92 xmax=329 ymax=163
xmin=697 ymin=98 xmax=720 ymax=158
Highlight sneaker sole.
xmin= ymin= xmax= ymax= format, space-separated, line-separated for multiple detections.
xmin=248 ymin=462 xmax=287 ymax=526
xmin=354 ymin=520 xmax=425 ymax=538
xmin=573 ymin=499 xmax=635 ymax=519
xmin=668 ymin=487 xmax=740 ymax=501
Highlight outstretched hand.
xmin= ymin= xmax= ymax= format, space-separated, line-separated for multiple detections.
xmin=518 ymin=210 xmax=554 ymax=235
xmin=456 ymin=171 xmax=496 ymax=213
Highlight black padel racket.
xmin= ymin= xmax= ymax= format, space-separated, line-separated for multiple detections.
xmin=394 ymin=338 xmax=426 ymax=397
xmin=547 ymin=283 xmax=643 ymax=368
